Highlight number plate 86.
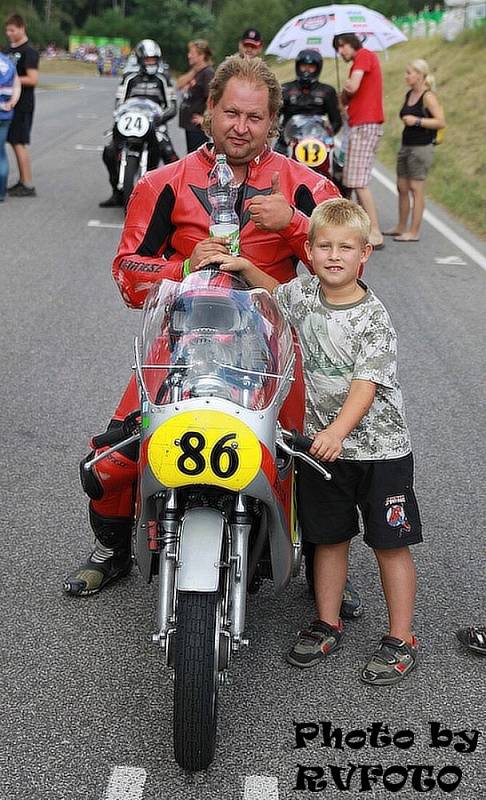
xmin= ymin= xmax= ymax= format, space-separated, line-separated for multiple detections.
xmin=147 ymin=411 xmax=262 ymax=490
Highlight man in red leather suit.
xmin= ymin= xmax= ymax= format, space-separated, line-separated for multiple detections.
xmin=64 ymin=55 xmax=340 ymax=596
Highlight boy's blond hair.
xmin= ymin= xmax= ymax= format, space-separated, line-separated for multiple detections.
xmin=308 ymin=198 xmax=371 ymax=246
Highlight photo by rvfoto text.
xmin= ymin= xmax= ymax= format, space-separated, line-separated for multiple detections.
xmin=292 ymin=721 xmax=482 ymax=793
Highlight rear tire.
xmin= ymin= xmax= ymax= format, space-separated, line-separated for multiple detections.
xmin=122 ymin=154 xmax=140 ymax=206
xmin=173 ymin=591 xmax=220 ymax=771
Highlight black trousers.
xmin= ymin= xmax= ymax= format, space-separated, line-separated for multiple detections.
xmin=102 ymin=131 xmax=178 ymax=191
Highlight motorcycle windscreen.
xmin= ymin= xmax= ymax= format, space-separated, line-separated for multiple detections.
xmin=283 ymin=114 xmax=331 ymax=143
xmin=114 ymin=96 xmax=163 ymax=123
xmin=139 ymin=270 xmax=293 ymax=410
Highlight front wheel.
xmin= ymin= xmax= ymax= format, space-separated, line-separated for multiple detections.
xmin=173 ymin=591 xmax=221 ymax=771
xmin=122 ymin=153 xmax=140 ymax=206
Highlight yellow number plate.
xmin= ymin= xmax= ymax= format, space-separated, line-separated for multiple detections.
xmin=147 ymin=410 xmax=262 ymax=490
xmin=295 ymin=137 xmax=327 ymax=167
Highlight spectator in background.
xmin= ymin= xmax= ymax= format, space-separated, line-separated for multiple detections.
xmin=334 ymin=33 xmax=384 ymax=249
xmin=177 ymin=39 xmax=214 ymax=153
xmin=0 ymin=51 xmax=20 ymax=201
xmin=4 ymin=13 xmax=39 ymax=197
xmin=238 ymin=29 xmax=264 ymax=59
xmin=384 ymin=59 xmax=445 ymax=242
xmin=96 ymin=50 xmax=104 ymax=77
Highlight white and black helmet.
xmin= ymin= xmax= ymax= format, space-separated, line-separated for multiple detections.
xmin=135 ymin=39 xmax=162 ymax=75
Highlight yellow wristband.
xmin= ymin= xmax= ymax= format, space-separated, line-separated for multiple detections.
xmin=183 ymin=258 xmax=191 ymax=277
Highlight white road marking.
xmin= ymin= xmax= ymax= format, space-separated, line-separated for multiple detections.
xmin=243 ymin=775 xmax=279 ymax=799
xmin=435 ymin=255 xmax=467 ymax=266
xmin=76 ymin=144 xmax=103 ymax=151
xmin=371 ymin=166 xmax=486 ymax=273
xmin=88 ymin=219 xmax=123 ymax=229
xmin=103 ymin=767 xmax=147 ymax=799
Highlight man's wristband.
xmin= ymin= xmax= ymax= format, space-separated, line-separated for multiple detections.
xmin=183 ymin=258 xmax=191 ymax=277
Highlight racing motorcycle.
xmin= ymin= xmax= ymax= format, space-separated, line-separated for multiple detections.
xmin=112 ymin=97 xmax=168 ymax=204
xmin=282 ymin=113 xmax=335 ymax=178
xmin=84 ymin=269 xmax=330 ymax=771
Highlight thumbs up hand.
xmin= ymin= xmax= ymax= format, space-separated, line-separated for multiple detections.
xmin=248 ymin=171 xmax=293 ymax=231
xmin=271 ymin=172 xmax=281 ymax=194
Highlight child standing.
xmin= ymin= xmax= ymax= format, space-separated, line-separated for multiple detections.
xmin=197 ymin=197 xmax=423 ymax=685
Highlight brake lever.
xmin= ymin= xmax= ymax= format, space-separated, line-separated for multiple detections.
xmin=276 ymin=439 xmax=332 ymax=481
xmin=83 ymin=433 xmax=141 ymax=472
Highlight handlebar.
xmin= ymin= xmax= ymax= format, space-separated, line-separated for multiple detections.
xmin=278 ymin=429 xmax=332 ymax=481
xmin=286 ymin=429 xmax=314 ymax=453
xmin=92 ymin=411 xmax=140 ymax=448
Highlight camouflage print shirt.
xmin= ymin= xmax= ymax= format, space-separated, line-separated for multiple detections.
xmin=274 ymin=275 xmax=412 ymax=460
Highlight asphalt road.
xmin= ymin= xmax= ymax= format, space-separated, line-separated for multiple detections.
xmin=1 ymin=74 xmax=485 ymax=800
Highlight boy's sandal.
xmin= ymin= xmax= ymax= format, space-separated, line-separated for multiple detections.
xmin=361 ymin=635 xmax=418 ymax=685
xmin=286 ymin=619 xmax=343 ymax=669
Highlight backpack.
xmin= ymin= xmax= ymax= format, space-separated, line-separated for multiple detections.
xmin=434 ymin=127 xmax=445 ymax=146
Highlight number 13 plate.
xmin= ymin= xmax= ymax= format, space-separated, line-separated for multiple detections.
xmin=295 ymin=137 xmax=327 ymax=167
xmin=147 ymin=410 xmax=262 ymax=490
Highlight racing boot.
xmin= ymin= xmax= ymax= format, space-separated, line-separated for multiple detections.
xmin=63 ymin=508 xmax=132 ymax=597
xmin=99 ymin=189 xmax=124 ymax=208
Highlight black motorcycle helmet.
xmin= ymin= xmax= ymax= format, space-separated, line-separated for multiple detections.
xmin=295 ymin=49 xmax=323 ymax=86
xmin=134 ymin=39 xmax=162 ymax=76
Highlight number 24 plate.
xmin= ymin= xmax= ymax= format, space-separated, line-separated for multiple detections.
xmin=147 ymin=410 xmax=262 ymax=490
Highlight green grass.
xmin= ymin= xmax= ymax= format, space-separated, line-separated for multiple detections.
xmin=272 ymin=32 xmax=486 ymax=238
xmin=40 ymin=57 xmax=97 ymax=75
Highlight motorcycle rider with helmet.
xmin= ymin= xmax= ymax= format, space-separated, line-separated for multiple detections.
xmin=274 ymin=49 xmax=342 ymax=155
xmin=99 ymin=39 xmax=179 ymax=208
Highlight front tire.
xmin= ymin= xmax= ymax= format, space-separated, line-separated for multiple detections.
xmin=173 ymin=591 xmax=221 ymax=771
xmin=122 ymin=153 xmax=140 ymax=206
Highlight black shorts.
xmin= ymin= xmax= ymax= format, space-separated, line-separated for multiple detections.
xmin=7 ymin=111 xmax=34 ymax=145
xmin=297 ymin=453 xmax=422 ymax=550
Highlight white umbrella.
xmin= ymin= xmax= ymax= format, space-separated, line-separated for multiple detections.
xmin=265 ymin=4 xmax=407 ymax=60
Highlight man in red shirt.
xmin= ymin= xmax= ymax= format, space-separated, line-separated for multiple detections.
xmin=334 ymin=34 xmax=384 ymax=249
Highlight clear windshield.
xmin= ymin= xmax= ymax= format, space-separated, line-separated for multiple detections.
xmin=114 ymin=97 xmax=162 ymax=121
xmin=283 ymin=114 xmax=331 ymax=144
xmin=139 ymin=270 xmax=294 ymax=410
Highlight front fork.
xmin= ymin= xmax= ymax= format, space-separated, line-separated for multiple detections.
xmin=153 ymin=492 xmax=252 ymax=667
xmin=117 ymin=145 xmax=148 ymax=189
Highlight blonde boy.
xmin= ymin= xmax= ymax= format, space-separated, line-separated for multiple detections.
xmin=198 ymin=197 xmax=422 ymax=685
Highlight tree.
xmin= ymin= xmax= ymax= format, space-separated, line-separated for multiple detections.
xmin=132 ymin=0 xmax=215 ymax=70
xmin=213 ymin=0 xmax=292 ymax=62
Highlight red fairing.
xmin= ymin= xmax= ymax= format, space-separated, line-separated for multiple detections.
xmin=112 ymin=144 xmax=340 ymax=309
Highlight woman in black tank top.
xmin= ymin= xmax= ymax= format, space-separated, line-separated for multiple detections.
xmin=384 ymin=59 xmax=445 ymax=242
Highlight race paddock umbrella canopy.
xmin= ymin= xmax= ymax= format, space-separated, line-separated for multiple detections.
xmin=265 ymin=4 xmax=407 ymax=59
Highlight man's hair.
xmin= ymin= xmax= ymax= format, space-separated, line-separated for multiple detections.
xmin=5 ymin=13 xmax=25 ymax=28
xmin=308 ymin=198 xmax=371 ymax=245
xmin=208 ymin=55 xmax=282 ymax=114
xmin=333 ymin=33 xmax=362 ymax=51
xmin=204 ymin=55 xmax=282 ymax=136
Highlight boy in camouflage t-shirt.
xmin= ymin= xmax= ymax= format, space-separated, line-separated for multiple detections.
xmin=201 ymin=198 xmax=422 ymax=686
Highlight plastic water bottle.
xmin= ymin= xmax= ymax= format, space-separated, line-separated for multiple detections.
xmin=208 ymin=154 xmax=240 ymax=256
